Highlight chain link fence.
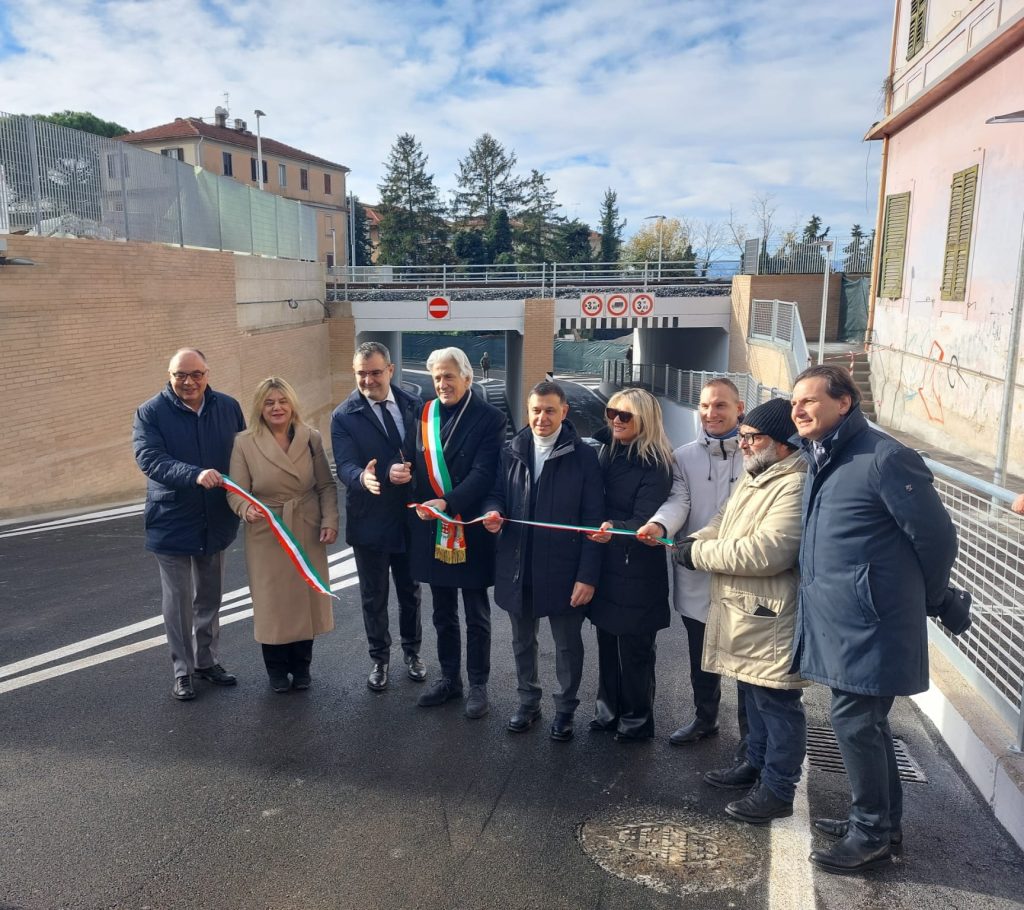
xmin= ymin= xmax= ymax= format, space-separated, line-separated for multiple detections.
xmin=0 ymin=113 xmax=317 ymax=260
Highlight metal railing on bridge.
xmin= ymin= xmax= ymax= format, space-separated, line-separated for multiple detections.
xmin=0 ymin=112 xmax=318 ymax=260
xmin=604 ymin=361 xmax=1024 ymax=750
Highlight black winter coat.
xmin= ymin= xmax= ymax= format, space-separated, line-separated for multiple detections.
xmin=587 ymin=428 xmax=673 ymax=635
xmin=409 ymin=388 xmax=506 ymax=589
xmin=484 ymin=423 xmax=604 ymax=617
xmin=330 ymin=384 xmax=423 ymax=552
xmin=132 ymin=385 xmax=245 ymax=556
xmin=793 ymin=407 xmax=958 ymax=696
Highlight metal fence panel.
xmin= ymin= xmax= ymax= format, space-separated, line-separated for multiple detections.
xmin=0 ymin=112 xmax=317 ymax=261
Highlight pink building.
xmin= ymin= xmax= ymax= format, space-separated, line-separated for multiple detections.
xmin=866 ymin=0 xmax=1024 ymax=475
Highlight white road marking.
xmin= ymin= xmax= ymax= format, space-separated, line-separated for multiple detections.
xmin=0 ymin=504 xmax=145 ymax=538
xmin=0 ymin=551 xmax=357 ymax=692
xmin=767 ymin=761 xmax=814 ymax=909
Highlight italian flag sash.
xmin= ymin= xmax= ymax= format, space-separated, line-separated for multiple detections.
xmin=420 ymin=399 xmax=467 ymax=564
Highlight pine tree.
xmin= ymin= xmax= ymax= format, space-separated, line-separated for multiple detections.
xmin=453 ymin=229 xmax=488 ymax=265
xmin=350 ymin=196 xmax=374 ymax=267
xmin=452 ymin=134 xmax=525 ymax=220
xmin=485 ymin=209 xmax=514 ymax=263
xmin=553 ymin=219 xmax=593 ymax=263
xmin=515 ymin=169 xmax=561 ymax=262
xmin=376 ymin=133 xmax=449 ymax=265
xmin=598 ymin=188 xmax=625 ymax=266
xmin=802 ymin=215 xmax=830 ymax=242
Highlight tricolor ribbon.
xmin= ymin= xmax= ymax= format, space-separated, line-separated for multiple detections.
xmin=221 ymin=476 xmax=336 ymax=598
xmin=420 ymin=400 xmax=467 ymax=564
xmin=409 ymin=503 xmax=676 ymax=548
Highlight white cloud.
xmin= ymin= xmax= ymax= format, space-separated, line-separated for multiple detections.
xmin=2 ymin=0 xmax=893 ymax=241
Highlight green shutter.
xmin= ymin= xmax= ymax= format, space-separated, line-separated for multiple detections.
xmin=879 ymin=192 xmax=911 ymax=299
xmin=940 ymin=165 xmax=978 ymax=302
xmin=907 ymin=0 xmax=927 ymax=60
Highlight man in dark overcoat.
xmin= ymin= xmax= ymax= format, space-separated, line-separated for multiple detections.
xmin=790 ymin=364 xmax=957 ymax=874
xmin=411 ymin=347 xmax=506 ymax=719
xmin=133 ymin=347 xmax=245 ymax=701
xmin=332 ymin=341 xmax=426 ymax=693
xmin=481 ymin=381 xmax=604 ymax=741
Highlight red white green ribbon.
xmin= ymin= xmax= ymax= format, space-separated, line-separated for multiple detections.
xmin=221 ymin=476 xmax=336 ymax=598
xmin=420 ymin=400 xmax=467 ymax=564
xmin=409 ymin=503 xmax=675 ymax=547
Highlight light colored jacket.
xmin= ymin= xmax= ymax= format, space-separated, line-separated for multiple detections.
xmin=688 ymin=450 xmax=808 ymax=689
xmin=648 ymin=431 xmax=743 ymax=621
xmin=226 ymin=425 xmax=339 ymax=645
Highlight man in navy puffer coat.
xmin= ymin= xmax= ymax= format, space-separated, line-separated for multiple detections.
xmin=790 ymin=365 xmax=957 ymax=875
xmin=133 ymin=348 xmax=245 ymax=701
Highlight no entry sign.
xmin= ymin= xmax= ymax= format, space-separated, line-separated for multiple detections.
xmin=428 ymin=296 xmax=450 ymax=319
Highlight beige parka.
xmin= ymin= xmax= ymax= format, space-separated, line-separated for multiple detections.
xmin=226 ymin=424 xmax=339 ymax=645
xmin=688 ymin=449 xmax=809 ymax=690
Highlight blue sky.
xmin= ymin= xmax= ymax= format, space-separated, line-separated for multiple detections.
xmin=2 ymin=0 xmax=894 ymax=244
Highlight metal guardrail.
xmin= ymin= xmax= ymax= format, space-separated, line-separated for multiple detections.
xmin=0 ymin=112 xmax=318 ymax=260
xmin=328 ymin=259 xmax=739 ymax=292
xmin=741 ymin=233 xmax=873 ymax=275
xmin=604 ymin=361 xmax=1024 ymax=749
xmin=750 ymin=299 xmax=812 ymax=382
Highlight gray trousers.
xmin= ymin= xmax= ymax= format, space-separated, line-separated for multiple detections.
xmin=154 ymin=550 xmax=226 ymax=679
xmin=508 ymin=603 xmax=585 ymax=714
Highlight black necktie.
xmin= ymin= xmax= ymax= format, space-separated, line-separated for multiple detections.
xmin=377 ymin=401 xmax=403 ymax=452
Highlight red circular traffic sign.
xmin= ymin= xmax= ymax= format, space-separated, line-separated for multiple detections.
xmin=632 ymin=293 xmax=654 ymax=316
xmin=428 ymin=296 xmax=450 ymax=319
xmin=607 ymin=293 xmax=628 ymax=317
xmin=581 ymin=294 xmax=603 ymax=317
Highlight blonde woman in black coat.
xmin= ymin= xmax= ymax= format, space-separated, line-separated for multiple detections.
xmin=588 ymin=388 xmax=674 ymax=742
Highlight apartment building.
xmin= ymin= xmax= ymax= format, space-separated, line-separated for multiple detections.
xmin=120 ymin=110 xmax=349 ymax=267
xmin=866 ymin=0 xmax=1024 ymax=473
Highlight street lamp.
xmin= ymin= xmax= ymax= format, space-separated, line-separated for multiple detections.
xmin=254 ymin=109 xmax=266 ymax=191
xmin=816 ymin=239 xmax=835 ymax=365
xmin=644 ymin=214 xmax=666 ymax=279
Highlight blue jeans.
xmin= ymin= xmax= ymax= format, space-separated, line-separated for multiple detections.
xmin=830 ymin=689 xmax=901 ymax=847
xmin=740 ymin=682 xmax=806 ymax=802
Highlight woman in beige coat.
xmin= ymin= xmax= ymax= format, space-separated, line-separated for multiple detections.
xmin=673 ymin=397 xmax=808 ymax=825
xmin=227 ymin=377 xmax=339 ymax=692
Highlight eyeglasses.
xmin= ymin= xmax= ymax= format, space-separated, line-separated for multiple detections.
xmin=605 ymin=407 xmax=634 ymax=424
xmin=738 ymin=432 xmax=769 ymax=445
xmin=170 ymin=370 xmax=208 ymax=382
xmin=356 ymin=369 xmax=388 ymax=380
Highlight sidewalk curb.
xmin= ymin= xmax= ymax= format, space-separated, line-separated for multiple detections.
xmin=913 ymin=643 xmax=1024 ymax=851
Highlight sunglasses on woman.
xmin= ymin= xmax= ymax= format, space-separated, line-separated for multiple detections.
xmin=605 ymin=407 xmax=634 ymax=423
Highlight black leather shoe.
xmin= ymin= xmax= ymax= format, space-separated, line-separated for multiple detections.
xmin=507 ymin=705 xmax=542 ymax=732
xmin=367 ymin=662 xmax=389 ymax=691
xmin=550 ymin=712 xmax=574 ymax=742
xmin=725 ymin=783 xmax=793 ymax=825
xmin=269 ymin=672 xmax=290 ymax=693
xmin=172 ymin=675 xmax=195 ymax=701
xmin=704 ymin=760 xmax=760 ymax=790
xmin=669 ymin=718 xmax=719 ymax=745
xmin=418 ymin=677 xmax=463 ymax=707
xmin=813 ymin=818 xmax=903 ymax=853
xmin=404 ymin=652 xmax=427 ymax=682
xmin=291 ymin=672 xmax=311 ymax=691
xmin=465 ymin=684 xmax=489 ymax=719
xmin=195 ymin=664 xmax=237 ymax=686
xmin=809 ymin=834 xmax=893 ymax=875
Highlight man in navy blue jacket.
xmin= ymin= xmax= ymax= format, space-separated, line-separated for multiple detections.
xmin=133 ymin=348 xmax=245 ymax=701
xmin=790 ymin=365 xmax=957 ymax=874
xmin=482 ymin=381 xmax=604 ymax=741
xmin=332 ymin=341 xmax=426 ymax=694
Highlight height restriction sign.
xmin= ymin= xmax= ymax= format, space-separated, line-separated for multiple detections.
xmin=581 ymin=294 xmax=603 ymax=317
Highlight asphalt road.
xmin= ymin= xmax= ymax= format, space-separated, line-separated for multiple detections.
xmin=2 ymin=504 xmax=1023 ymax=909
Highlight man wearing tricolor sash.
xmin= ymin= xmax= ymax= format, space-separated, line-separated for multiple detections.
xmin=410 ymin=347 xmax=506 ymax=719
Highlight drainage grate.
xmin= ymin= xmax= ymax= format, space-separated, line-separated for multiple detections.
xmin=806 ymin=725 xmax=928 ymax=783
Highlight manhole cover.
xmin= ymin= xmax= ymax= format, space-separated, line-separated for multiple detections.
xmin=577 ymin=807 xmax=762 ymax=896
xmin=807 ymin=726 xmax=928 ymax=783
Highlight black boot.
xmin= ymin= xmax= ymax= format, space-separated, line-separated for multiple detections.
xmin=703 ymin=760 xmax=760 ymax=790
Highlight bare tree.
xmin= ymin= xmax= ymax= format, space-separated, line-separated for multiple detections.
xmin=691 ymin=218 xmax=727 ymax=275
xmin=751 ymin=192 xmax=778 ymax=241
xmin=727 ymin=204 xmax=749 ymax=257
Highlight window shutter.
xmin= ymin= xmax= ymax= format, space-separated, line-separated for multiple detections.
xmin=907 ymin=0 xmax=927 ymax=59
xmin=940 ymin=165 xmax=978 ymax=302
xmin=879 ymin=192 xmax=910 ymax=299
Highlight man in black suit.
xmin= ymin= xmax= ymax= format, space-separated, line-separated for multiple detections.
xmin=411 ymin=346 xmax=506 ymax=719
xmin=332 ymin=341 xmax=426 ymax=693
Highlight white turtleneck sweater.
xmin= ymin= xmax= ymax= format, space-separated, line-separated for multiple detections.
xmin=531 ymin=426 xmax=562 ymax=478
